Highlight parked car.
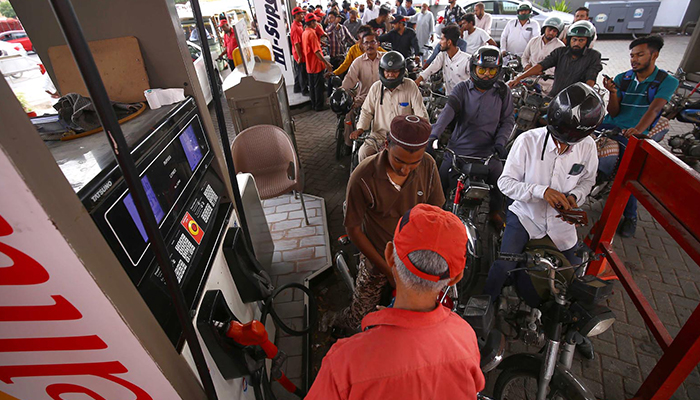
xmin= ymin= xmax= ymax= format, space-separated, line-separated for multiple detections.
xmin=457 ymin=0 xmax=573 ymax=43
xmin=0 ymin=40 xmax=34 ymax=79
xmin=0 ymin=30 xmax=33 ymax=52
xmin=187 ymin=41 xmax=222 ymax=104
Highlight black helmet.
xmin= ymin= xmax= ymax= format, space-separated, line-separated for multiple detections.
xmin=469 ymin=45 xmax=502 ymax=90
xmin=541 ymin=16 xmax=564 ymax=35
xmin=517 ymin=3 xmax=531 ymax=12
xmin=379 ymin=51 xmax=406 ymax=90
xmin=330 ymin=87 xmax=354 ymax=114
xmin=566 ymin=20 xmax=595 ymax=48
xmin=547 ymin=82 xmax=604 ymax=145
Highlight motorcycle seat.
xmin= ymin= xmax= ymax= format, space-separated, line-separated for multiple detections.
xmin=459 ymin=162 xmax=490 ymax=179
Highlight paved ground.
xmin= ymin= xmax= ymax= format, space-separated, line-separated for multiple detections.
xmin=212 ymin=34 xmax=700 ymax=399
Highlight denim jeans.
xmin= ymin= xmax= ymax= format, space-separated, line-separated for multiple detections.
xmin=483 ymin=210 xmax=581 ymax=306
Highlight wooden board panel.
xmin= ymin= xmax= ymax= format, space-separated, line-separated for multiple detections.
xmin=48 ymin=36 xmax=150 ymax=103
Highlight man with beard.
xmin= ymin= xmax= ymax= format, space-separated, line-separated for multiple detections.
xmin=414 ymin=25 xmax=470 ymax=96
xmin=508 ymin=20 xmax=601 ymax=96
xmin=521 ymin=16 xmax=565 ymax=94
xmin=474 ymin=2 xmax=492 ymax=35
xmin=598 ymin=35 xmax=678 ymax=238
xmin=361 ymin=0 xmax=379 ymax=24
xmin=378 ymin=14 xmax=422 ymax=62
xmin=408 ymin=3 xmax=433 ymax=62
xmin=322 ymin=116 xmax=445 ymax=334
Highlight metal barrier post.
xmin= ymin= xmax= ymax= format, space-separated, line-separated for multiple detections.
xmin=585 ymin=136 xmax=700 ymax=400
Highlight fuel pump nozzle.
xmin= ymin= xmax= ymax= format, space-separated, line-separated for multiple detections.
xmin=214 ymin=319 xmax=306 ymax=398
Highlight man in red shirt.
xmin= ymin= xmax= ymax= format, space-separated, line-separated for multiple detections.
xmin=308 ymin=204 xmax=485 ymax=399
xmin=291 ymin=7 xmax=309 ymax=95
xmin=302 ymin=13 xmax=334 ymax=111
xmin=218 ymin=19 xmax=238 ymax=70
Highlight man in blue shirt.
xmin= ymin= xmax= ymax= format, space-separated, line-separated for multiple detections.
xmin=600 ymin=35 xmax=679 ymax=238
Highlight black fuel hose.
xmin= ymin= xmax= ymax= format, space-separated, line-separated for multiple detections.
xmin=262 ymin=282 xmax=318 ymax=336
xmin=256 ymin=281 xmax=318 ymax=399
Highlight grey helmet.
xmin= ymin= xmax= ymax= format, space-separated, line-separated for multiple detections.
xmin=541 ymin=16 xmax=564 ymax=36
xmin=566 ymin=20 xmax=596 ymax=47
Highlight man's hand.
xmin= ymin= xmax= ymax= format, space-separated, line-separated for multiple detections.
xmin=507 ymin=77 xmax=520 ymax=89
xmin=623 ymin=127 xmax=641 ymax=138
xmin=543 ymin=187 xmax=571 ymax=211
xmin=414 ymin=55 xmax=420 ymax=64
xmin=324 ymin=71 xmax=335 ymax=78
xmin=567 ymin=195 xmax=578 ymax=209
xmin=350 ymin=129 xmax=364 ymax=139
xmin=603 ymin=75 xmax=617 ymax=96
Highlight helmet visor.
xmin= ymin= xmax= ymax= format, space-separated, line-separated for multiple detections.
xmin=476 ymin=66 xmax=499 ymax=78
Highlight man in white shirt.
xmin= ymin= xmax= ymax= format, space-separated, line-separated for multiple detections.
xmin=459 ymin=13 xmax=496 ymax=54
xmin=521 ymin=16 xmax=565 ymax=94
xmin=500 ymin=3 xmax=539 ymax=56
xmin=474 ymin=2 xmax=492 ymax=35
xmin=408 ymin=3 xmax=435 ymax=62
xmin=483 ymin=83 xmax=603 ymax=306
xmin=361 ymin=0 xmax=379 ymax=24
xmin=414 ymin=25 xmax=469 ymax=95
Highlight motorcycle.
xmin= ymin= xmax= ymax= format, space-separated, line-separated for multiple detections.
xmin=501 ymin=52 xmax=523 ymax=83
xmin=664 ymin=68 xmax=700 ymax=164
xmin=329 ymin=79 xmax=360 ymax=160
xmin=491 ymin=243 xmax=616 ymax=400
xmin=440 ymin=147 xmax=502 ymax=297
xmin=506 ymin=74 xmax=552 ymax=153
xmin=420 ymin=70 xmax=448 ymax=124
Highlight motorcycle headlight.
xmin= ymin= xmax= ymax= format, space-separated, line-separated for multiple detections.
xmin=512 ymin=86 xmax=526 ymax=99
xmin=570 ymin=302 xmax=616 ymax=337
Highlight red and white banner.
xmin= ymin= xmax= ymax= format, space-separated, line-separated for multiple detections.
xmin=0 ymin=149 xmax=184 ymax=399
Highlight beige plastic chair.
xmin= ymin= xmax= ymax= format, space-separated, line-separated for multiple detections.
xmin=231 ymin=125 xmax=310 ymax=225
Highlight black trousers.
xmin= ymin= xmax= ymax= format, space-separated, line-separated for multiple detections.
xmin=294 ymin=60 xmax=308 ymax=94
xmin=308 ymin=72 xmax=325 ymax=110
xmin=326 ymin=56 xmax=345 ymax=97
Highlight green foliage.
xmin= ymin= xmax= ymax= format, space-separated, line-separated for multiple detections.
xmin=537 ymin=0 xmax=552 ymax=10
xmin=0 ymin=1 xmax=17 ymax=18
xmin=552 ymin=0 xmax=570 ymax=13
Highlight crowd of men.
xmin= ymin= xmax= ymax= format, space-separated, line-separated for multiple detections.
xmin=250 ymin=3 xmax=681 ymax=399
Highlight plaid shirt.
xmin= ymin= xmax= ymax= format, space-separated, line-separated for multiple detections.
xmin=327 ymin=22 xmax=355 ymax=57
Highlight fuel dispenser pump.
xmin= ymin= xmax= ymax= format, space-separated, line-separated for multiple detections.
xmin=0 ymin=0 xmax=312 ymax=398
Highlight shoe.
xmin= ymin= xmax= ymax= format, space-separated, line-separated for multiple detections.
xmin=618 ymin=217 xmax=637 ymax=238
xmin=577 ymin=336 xmax=595 ymax=360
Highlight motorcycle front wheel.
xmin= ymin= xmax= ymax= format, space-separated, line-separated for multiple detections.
xmin=494 ymin=368 xmax=568 ymax=400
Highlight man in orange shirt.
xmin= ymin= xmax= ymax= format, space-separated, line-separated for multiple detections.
xmin=307 ymin=204 xmax=484 ymax=399
xmin=302 ymin=13 xmax=334 ymax=111
xmin=291 ymin=7 xmax=309 ymax=95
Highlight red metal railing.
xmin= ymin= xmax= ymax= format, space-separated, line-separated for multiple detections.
xmin=586 ymin=135 xmax=700 ymax=400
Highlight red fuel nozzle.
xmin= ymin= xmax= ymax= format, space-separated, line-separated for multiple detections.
xmin=223 ymin=320 xmax=278 ymax=359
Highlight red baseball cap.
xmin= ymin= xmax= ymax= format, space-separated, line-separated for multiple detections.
xmin=292 ymin=6 xmax=304 ymax=15
xmin=393 ymin=204 xmax=468 ymax=282
xmin=305 ymin=13 xmax=319 ymax=22
xmin=314 ymin=8 xmax=326 ymax=16
xmin=219 ymin=19 xmax=228 ymax=27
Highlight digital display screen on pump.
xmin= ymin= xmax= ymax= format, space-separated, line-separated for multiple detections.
xmin=105 ymin=116 xmax=210 ymax=266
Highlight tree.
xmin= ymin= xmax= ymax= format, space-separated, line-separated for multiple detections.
xmin=0 ymin=1 xmax=17 ymax=19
